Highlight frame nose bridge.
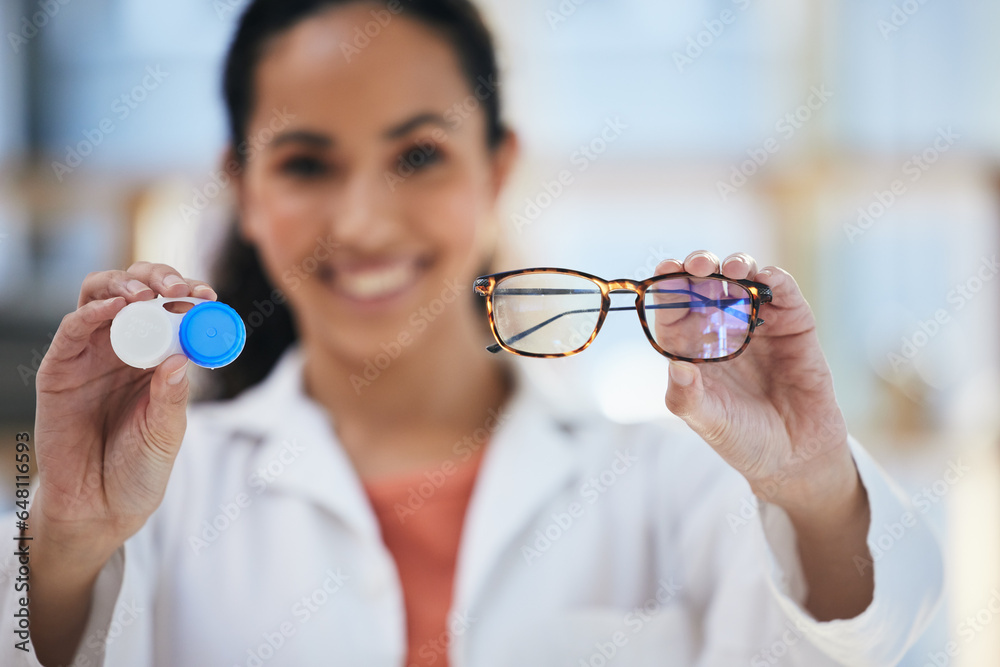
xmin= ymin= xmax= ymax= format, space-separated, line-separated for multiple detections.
xmin=607 ymin=279 xmax=641 ymax=294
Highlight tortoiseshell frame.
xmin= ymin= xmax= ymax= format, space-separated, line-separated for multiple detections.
xmin=473 ymin=267 xmax=773 ymax=363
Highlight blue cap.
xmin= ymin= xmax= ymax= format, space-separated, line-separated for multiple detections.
xmin=178 ymin=302 xmax=246 ymax=369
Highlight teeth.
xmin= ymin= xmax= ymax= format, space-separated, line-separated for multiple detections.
xmin=337 ymin=262 xmax=416 ymax=300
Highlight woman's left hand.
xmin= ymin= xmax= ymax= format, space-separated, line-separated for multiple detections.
xmin=659 ymin=250 xmax=857 ymax=513
xmin=661 ymin=250 xmax=874 ymax=621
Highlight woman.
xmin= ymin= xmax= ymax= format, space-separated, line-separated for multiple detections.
xmin=4 ymin=0 xmax=942 ymax=665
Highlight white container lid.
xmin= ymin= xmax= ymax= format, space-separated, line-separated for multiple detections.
xmin=109 ymin=298 xmax=188 ymax=369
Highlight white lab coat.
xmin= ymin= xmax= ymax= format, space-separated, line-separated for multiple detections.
xmin=2 ymin=347 xmax=942 ymax=666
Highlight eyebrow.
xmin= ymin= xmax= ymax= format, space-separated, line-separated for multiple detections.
xmin=269 ymin=112 xmax=450 ymax=149
xmin=271 ymin=130 xmax=332 ymax=149
xmin=383 ymin=112 xmax=450 ymax=139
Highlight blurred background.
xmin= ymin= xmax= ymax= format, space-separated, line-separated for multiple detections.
xmin=1 ymin=0 xmax=998 ymax=664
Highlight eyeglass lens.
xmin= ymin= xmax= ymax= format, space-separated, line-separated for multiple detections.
xmin=492 ymin=273 xmax=603 ymax=354
xmin=642 ymin=276 xmax=753 ymax=359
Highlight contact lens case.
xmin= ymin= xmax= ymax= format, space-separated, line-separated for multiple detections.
xmin=110 ymin=296 xmax=246 ymax=370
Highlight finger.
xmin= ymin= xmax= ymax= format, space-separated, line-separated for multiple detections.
xmin=754 ymin=266 xmax=807 ymax=311
xmin=190 ymin=281 xmax=218 ymax=300
xmin=47 ymin=297 xmax=129 ymax=363
xmin=750 ymin=267 xmax=818 ymax=337
xmin=153 ymin=269 xmax=216 ymax=300
xmin=683 ymin=250 xmax=720 ymax=277
xmin=144 ymin=354 xmax=190 ymax=461
xmin=721 ymin=253 xmax=759 ymax=281
xmin=79 ymin=270 xmax=155 ymax=307
xmin=653 ymin=258 xmax=684 ymax=276
xmin=664 ymin=360 xmax=705 ymax=426
xmin=125 ymin=261 xmax=195 ymax=298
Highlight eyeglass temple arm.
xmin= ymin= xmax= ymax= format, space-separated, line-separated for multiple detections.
xmin=494 ymin=288 xmax=755 ymax=321
xmin=645 ymin=288 xmax=759 ymax=323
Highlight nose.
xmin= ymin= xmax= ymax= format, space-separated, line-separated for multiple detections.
xmin=326 ymin=167 xmax=399 ymax=252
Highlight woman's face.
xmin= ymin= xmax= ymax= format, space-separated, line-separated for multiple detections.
xmin=237 ymin=3 xmax=515 ymax=363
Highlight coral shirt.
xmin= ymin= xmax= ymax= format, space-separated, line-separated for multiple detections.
xmin=363 ymin=448 xmax=485 ymax=667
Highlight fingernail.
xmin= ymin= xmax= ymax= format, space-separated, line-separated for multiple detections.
xmin=669 ymin=361 xmax=695 ymax=387
xmin=166 ymin=362 xmax=188 ymax=386
xmin=163 ymin=275 xmax=185 ymax=288
xmin=194 ymin=284 xmax=218 ymax=299
xmin=126 ymin=279 xmax=150 ymax=296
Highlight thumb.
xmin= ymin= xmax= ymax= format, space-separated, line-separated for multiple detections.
xmin=144 ymin=354 xmax=190 ymax=459
xmin=665 ymin=361 xmax=705 ymax=426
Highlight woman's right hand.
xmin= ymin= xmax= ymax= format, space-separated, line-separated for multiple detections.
xmin=31 ymin=261 xmax=217 ymax=562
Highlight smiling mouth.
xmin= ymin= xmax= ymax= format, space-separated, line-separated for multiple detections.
xmin=328 ymin=260 xmax=424 ymax=302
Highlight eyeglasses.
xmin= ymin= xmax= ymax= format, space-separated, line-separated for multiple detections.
xmin=473 ymin=268 xmax=772 ymax=362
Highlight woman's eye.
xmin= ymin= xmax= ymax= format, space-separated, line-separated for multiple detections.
xmin=279 ymin=156 xmax=328 ymax=178
xmin=400 ymin=144 xmax=442 ymax=171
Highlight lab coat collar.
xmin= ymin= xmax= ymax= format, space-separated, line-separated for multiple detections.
xmin=452 ymin=362 xmax=584 ymax=618
xmin=200 ymin=346 xmax=586 ymax=593
xmin=199 ymin=347 xmax=381 ymax=538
